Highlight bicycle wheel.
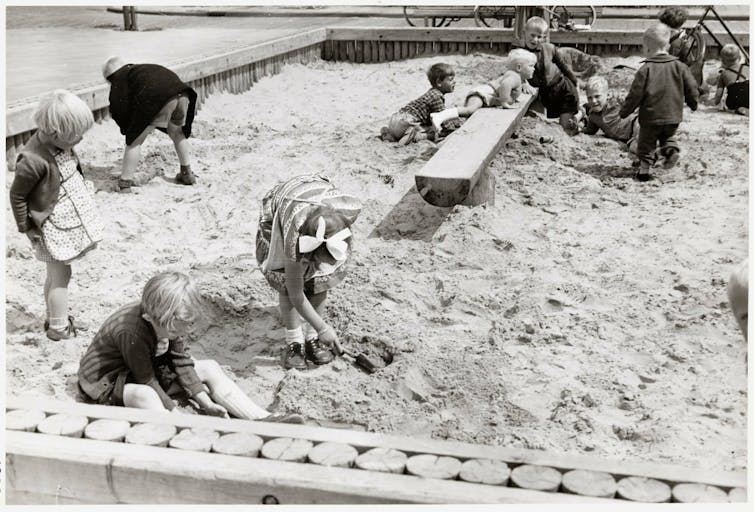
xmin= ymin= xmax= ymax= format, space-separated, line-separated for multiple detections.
xmin=474 ymin=6 xmax=516 ymax=28
xmin=549 ymin=6 xmax=597 ymax=29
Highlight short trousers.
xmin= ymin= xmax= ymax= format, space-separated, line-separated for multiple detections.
xmin=386 ymin=111 xmax=424 ymax=140
xmin=150 ymin=93 xmax=189 ymax=129
xmin=540 ymin=74 xmax=579 ymax=118
xmin=79 ymin=359 xmax=179 ymax=407
xmin=466 ymin=84 xmax=497 ymax=107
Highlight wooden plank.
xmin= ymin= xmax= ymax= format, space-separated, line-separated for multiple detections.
xmin=6 ymin=431 xmax=616 ymax=504
xmin=6 ymin=397 xmax=747 ymax=489
xmin=415 ymin=93 xmax=535 ymax=207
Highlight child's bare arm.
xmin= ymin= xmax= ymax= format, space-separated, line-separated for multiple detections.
xmin=495 ymin=76 xmax=519 ymax=108
xmin=552 ymin=48 xmax=579 ymax=86
xmin=713 ymin=85 xmax=725 ymax=105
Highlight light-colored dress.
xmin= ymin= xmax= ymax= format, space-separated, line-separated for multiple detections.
xmin=35 ymin=150 xmax=102 ymax=263
xmin=256 ymin=174 xmax=361 ymax=294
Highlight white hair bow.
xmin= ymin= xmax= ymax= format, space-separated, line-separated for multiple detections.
xmin=298 ymin=217 xmax=351 ymax=261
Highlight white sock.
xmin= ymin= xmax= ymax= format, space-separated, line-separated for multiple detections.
xmin=48 ymin=316 xmax=68 ymax=331
xmin=430 ymin=108 xmax=459 ymax=131
xmin=302 ymin=323 xmax=318 ymax=342
xmin=211 ymin=382 xmax=269 ymax=420
xmin=285 ymin=327 xmax=304 ymax=345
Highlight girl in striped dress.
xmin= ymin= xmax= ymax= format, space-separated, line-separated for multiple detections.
xmin=256 ymin=174 xmax=362 ymax=370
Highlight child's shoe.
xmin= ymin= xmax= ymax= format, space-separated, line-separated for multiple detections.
xmin=305 ymin=338 xmax=334 ymax=365
xmin=46 ymin=317 xmax=78 ymax=341
xmin=117 ymin=178 xmax=135 ymax=193
xmin=175 ymin=167 xmax=196 ymax=185
xmin=736 ymin=107 xmax=749 ymax=116
xmin=662 ymin=148 xmax=680 ymax=169
xmin=282 ymin=342 xmax=307 ymax=370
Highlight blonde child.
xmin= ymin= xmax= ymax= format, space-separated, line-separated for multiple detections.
xmin=658 ymin=6 xmax=704 ymax=90
xmin=380 ymin=63 xmax=456 ymax=145
xmin=9 ymin=90 xmax=102 ymax=340
xmin=713 ymin=44 xmax=749 ymax=115
xmin=581 ymin=76 xmax=640 ymax=160
xmin=512 ymin=16 xmax=581 ymax=135
xmin=102 ymin=56 xmax=198 ymax=192
xmin=619 ymin=24 xmax=698 ymax=181
xmin=429 ymin=49 xmax=537 ymax=129
xmin=78 ymin=272 xmax=300 ymax=421
xmin=256 ymin=174 xmax=361 ymax=370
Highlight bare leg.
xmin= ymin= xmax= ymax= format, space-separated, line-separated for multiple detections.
xmin=43 ymin=273 xmax=51 ymax=324
xmin=279 ymin=289 xmax=301 ymax=330
xmin=167 ymin=122 xmax=190 ymax=166
xmin=457 ymin=96 xmax=485 ymax=117
xmin=120 ymin=126 xmax=153 ymax=181
xmin=123 ymin=383 xmax=167 ymax=410
xmin=302 ymin=290 xmax=327 ymax=341
xmin=46 ymin=261 xmax=71 ymax=330
xmin=195 ymin=359 xmax=269 ymax=419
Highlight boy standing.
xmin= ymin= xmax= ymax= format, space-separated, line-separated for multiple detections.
xmin=619 ymin=24 xmax=698 ymax=181
xmin=103 ymin=56 xmax=198 ymax=192
xmin=512 ymin=16 xmax=581 ymax=135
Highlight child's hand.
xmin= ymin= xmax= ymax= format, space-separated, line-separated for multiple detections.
xmin=25 ymin=228 xmax=42 ymax=244
xmin=521 ymin=83 xmax=536 ymax=95
xmin=318 ymin=325 xmax=342 ymax=355
xmin=203 ymin=402 xmax=229 ymax=418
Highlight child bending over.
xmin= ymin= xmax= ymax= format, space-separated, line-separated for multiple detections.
xmin=9 ymin=90 xmax=102 ymax=340
xmin=380 ymin=63 xmax=455 ymax=145
xmin=429 ymin=49 xmax=537 ymax=129
xmin=78 ymin=272 xmax=298 ymax=421
xmin=103 ymin=56 xmax=199 ymax=192
xmin=580 ymin=76 xmax=640 ymax=160
xmin=619 ymin=24 xmax=698 ymax=181
xmin=512 ymin=16 xmax=581 ymax=135
xmin=713 ymin=44 xmax=749 ymax=116
xmin=257 ymin=174 xmax=362 ymax=370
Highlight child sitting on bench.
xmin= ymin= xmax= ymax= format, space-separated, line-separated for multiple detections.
xmin=380 ymin=63 xmax=456 ymax=145
xmin=579 ymin=76 xmax=640 ymax=161
xmin=513 ymin=16 xmax=581 ymax=135
xmin=713 ymin=44 xmax=749 ymax=116
xmin=78 ymin=271 xmax=301 ymax=422
xmin=429 ymin=49 xmax=537 ymax=130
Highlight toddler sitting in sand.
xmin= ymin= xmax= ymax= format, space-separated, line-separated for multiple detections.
xmin=429 ymin=49 xmax=537 ymax=130
xmin=78 ymin=271 xmax=302 ymax=422
xmin=380 ymin=63 xmax=456 ymax=145
xmin=103 ymin=56 xmax=199 ymax=192
xmin=579 ymin=76 xmax=640 ymax=161
xmin=713 ymin=44 xmax=749 ymax=116
xmin=619 ymin=24 xmax=698 ymax=181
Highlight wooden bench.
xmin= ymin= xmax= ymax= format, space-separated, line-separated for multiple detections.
xmin=415 ymin=93 xmax=536 ymax=207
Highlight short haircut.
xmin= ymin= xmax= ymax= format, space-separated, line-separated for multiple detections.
xmin=720 ymin=44 xmax=741 ymax=67
xmin=427 ymin=63 xmax=454 ymax=87
xmin=141 ymin=271 xmax=204 ymax=331
xmin=297 ymin=205 xmax=352 ymax=263
xmin=643 ymin=23 xmax=671 ymax=52
xmin=33 ymin=89 xmax=94 ymax=141
xmin=585 ymin=76 xmax=608 ymax=93
xmin=525 ymin=16 xmax=549 ymax=32
xmin=658 ymin=6 xmax=688 ymax=29
xmin=507 ymin=48 xmax=537 ymax=69
xmin=102 ymin=55 xmax=126 ymax=80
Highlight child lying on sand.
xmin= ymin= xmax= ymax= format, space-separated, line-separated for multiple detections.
xmin=380 ymin=63 xmax=455 ymax=145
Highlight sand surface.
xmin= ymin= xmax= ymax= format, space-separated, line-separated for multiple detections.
xmin=5 ymin=53 xmax=748 ymax=472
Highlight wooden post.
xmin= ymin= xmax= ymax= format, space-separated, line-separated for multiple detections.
xmin=122 ymin=6 xmax=131 ymax=30
xmin=128 ymin=6 xmax=138 ymax=31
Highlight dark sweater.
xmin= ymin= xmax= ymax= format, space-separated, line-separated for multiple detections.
xmin=619 ymin=54 xmax=699 ymax=124
xmin=9 ymin=133 xmax=82 ymax=233
xmin=511 ymin=39 xmax=578 ymax=89
xmin=107 ymin=63 xmax=198 ymax=145
xmin=78 ymin=302 xmax=204 ymax=409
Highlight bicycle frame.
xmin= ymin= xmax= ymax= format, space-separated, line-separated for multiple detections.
xmin=693 ymin=5 xmax=749 ymax=64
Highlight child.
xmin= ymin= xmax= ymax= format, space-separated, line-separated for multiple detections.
xmin=256 ymin=174 xmax=361 ymax=370
xmin=512 ymin=16 xmax=581 ymax=135
xmin=380 ymin=63 xmax=455 ymax=145
xmin=713 ymin=44 xmax=749 ymax=115
xmin=619 ymin=24 xmax=698 ymax=181
xmin=77 ymin=272 xmax=299 ymax=421
xmin=102 ymin=56 xmax=198 ymax=192
xmin=429 ymin=49 xmax=537 ymax=129
xmin=658 ymin=6 xmax=704 ymax=90
xmin=727 ymin=259 xmax=748 ymax=341
xmin=581 ymin=76 xmax=640 ymax=159
xmin=9 ymin=90 xmax=102 ymax=341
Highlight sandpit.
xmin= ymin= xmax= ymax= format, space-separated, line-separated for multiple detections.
xmin=5 ymin=53 xmax=748 ymax=472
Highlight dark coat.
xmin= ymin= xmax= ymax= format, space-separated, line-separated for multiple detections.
xmin=107 ymin=63 xmax=198 ymax=145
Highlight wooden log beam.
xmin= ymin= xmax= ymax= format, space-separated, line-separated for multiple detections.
xmin=5 ymin=431 xmax=615 ymax=504
xmin=6 ymin=397 xmax=747 ymax=490
xmin=415 ymin=93 xmax=535 ymax=207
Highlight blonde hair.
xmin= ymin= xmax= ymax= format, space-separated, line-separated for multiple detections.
xmin=585 ymin=76 xmax=609 ymax=93
xmin=525 ymin=16 xmax=549 ymax=32
xmin=720 ymin=44 xmax=741 ymax=67
xmin=33 ymin=89 xmax=94 ymax=141
xmin=643 ymin=23 xmax=671 ymax=52
xmin=507 ymin=48 xmax=537 ymax=70
xmin=102 ymin=55 xmax=126 ymax=79
xmin=141 ymin=272 xmax=204 ymax=331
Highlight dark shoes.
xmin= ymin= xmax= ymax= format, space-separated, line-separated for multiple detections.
xmin=662 ymin=148 xmax=680 ymax=170
xmin=305 ymin=338 xmax=335 ymax=365
xmin=175 ymin=168 xmax=197 ymax=185
xmin=282 ymin=342 xmax=308 ymax=370
xmin=46 ymin=316 xmax=84 ymax=341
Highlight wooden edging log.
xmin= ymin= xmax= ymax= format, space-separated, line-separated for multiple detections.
xmin=6 ymin=397 xmax=747 ymax=492
xmin=415 ymin=93 xmax=535 ymax=207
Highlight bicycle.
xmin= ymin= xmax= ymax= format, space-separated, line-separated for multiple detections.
xmin=473 ymin=5 xmax=598 ymax=31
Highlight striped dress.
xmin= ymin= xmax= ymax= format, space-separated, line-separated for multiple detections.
xmin=256 ymin=174 xmax=362 ymax=294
